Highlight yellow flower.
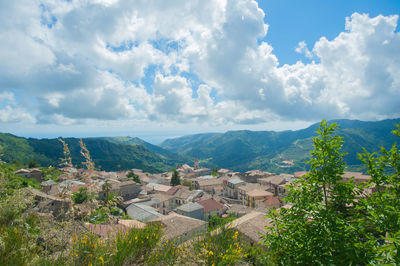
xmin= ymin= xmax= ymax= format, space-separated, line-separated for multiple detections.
xmin=98 ymin=256 xmax=104 ymax=265
xmin=209 ymin=251 xmax=214 ymax=256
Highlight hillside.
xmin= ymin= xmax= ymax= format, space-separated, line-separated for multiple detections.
xmin=0 ymin=134 xmax=183 ymax=173
xmin=160 ymin=118 xmax=400 ymax=173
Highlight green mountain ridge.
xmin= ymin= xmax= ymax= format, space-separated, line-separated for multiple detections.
xmin=0 ymin=135 xmax=184 ymax=173
xmin=160 ymin=118 xmax=400 ymax=173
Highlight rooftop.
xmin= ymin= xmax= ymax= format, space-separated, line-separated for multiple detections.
xmin=176 ymin=202 xmax=204 ymax=213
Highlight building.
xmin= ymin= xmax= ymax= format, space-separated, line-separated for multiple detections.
xmin=126 ymin=203 xmax=164 ymax=222
xmin=151 ymin=212 xmax=207 ymax=242
xmin=224 ymin=178 xmax=245 ymax=199
xmin=245 ymin=189 xmax=274 ymax=208
xmin=258 ymin=175 xmax=288 ymax=195
xmin=227 ymin=211 xmax=272 ymax=244
xmin=192 ymin=176 xmax=226 ymax=192
xmin=175 ymin=202 xmax=204 ymax=220
xmin=197 ymin=198 xmax=226 ymax=221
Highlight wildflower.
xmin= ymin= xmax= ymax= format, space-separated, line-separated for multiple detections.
xmin=209 ymin=250 xmax=214 ymax=256
xmin=98 ymin=256 xmax=104 ymax=265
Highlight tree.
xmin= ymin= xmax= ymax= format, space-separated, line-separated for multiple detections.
xmin=358 ymin=124 xmax=400 ymax=264
xmin=170 ymin=169 xmax=181 ymax=186
xmin=102 ymin=181 xmax=112 ymax=204
xmin=263 ymin=120 xmax=374 ymax=265
xmin=79 ymin=139 xmax=95 ymax=170
xmin=72 ymin=187 xmax=89 ymax=204
xmin=126 ymin=170 xmax=141 ymax=184
xmin=58 ymin=138 xmax=72 ymax=168
xmin=211 ymin=166 xmax=219 ymax=176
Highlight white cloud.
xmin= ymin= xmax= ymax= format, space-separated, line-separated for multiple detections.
xmin=0 ymin=1 xmax=399 ymax=132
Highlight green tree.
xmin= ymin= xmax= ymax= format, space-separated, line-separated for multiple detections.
xmin=170 ymin=169 xmax=181 ymax=186
xmin=358 ymin=124 xmax=400 ymax=264
xmin=263 ymin=120 xmax=374 ymax=265
xmin=102 ymin=181 xmax=112 ymax=204
xmin=126 ymin=170 xmax=141 ymax=184
xmin=211 ymin=166 xmax=219 ymax=176
xmin=72 ymin=187 xmax=89 ymax=204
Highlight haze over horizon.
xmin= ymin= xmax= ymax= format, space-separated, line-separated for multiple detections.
xmin=1 ymin=0 xmax=399 ymax=143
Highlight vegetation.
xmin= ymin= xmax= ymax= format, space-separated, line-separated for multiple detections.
xmin=263 ymin=120 xmax=400 ymax=264
xmin=181 ymin=178 xmax=193 ymax=190
xmin=72 ymin=187 xmax=90 ymax=204
xmin=207 ymin=213 xmax=237 ymax=231
xmin=0 ymin=133 xmax=184 ymax=173
xmin=126 ymin=170 xmax=141 ymax=184
xmin=170 ymin=169 xmax=181 ymax=186
xmin=211 ymin=165 xmax=219 ymax=176
xmin=161 ymin=118 xmax=400 ymax=172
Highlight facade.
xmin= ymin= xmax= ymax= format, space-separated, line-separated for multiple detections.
xmin=224 ymin=178 xmax=245 ymax=199
xmin=175 ymin=202 xmax=204 ymax=220
xmin=197 ymin=198 xmax=226 ymax=220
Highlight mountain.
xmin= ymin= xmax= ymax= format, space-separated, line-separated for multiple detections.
xmin=0 ymin=134 xmax=184 ymax=173
xmin=160 ymin=118 xmax=400 ymax=173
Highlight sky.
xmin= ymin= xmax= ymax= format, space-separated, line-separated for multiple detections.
xmin=0 ymin=0 xmax=399 ymax=144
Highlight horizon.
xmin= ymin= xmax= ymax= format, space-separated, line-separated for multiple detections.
xmin=1 ymin=0 xmax=399 ymax=139
xmin=3 ymin=117 xmax=400 ymax=145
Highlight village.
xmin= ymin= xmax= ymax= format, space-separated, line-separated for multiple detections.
xmin=13 ymin=159 xmax=372 ymax=245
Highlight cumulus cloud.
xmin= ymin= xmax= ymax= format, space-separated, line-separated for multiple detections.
xmin=0 ymin=0 xmax=399 ymax=129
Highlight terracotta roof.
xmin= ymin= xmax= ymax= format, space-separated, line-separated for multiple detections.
xmin=165 ymin=185 xmax=182 ymax=195
xmin=118 ymin=219 xmax=146 ymax=229
xmin=260 ymin=175 xmax=286 ymax=186
xmin=294 ymin=171 xmax=307 ymax=178
xmin=263 ymin=196 xmax=280 ymax=208
xmin=84 ymin=223 xmax=130 ymax=238
xmin=247 ymin=189 xmax=273 ymax=198
xmin=151 ymin=212 xmax=206 ymax=240
xmin=197 ymin=198 xmax=225 ymax=213
xmin=227 ymin=211 xmax=272 ymax=243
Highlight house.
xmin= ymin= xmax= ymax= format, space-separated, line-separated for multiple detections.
xmin=227 ymin=211 xmax=272 ymax=244
xmin=151 ymin=212 xmax=207 ymax=242
xmin=145 ymin=183 xmax=172 ymax=194
xmin=166 ymin=186 xmax=203 ymax=206
xmin=175 ymin=202 xmax=204 ymax=220
xmin=84 ymin=220 xmax=145 ymax=238
xmin=236 ymin=183 xmax=270 ymax=203
xmin=98 ymin=180 xmax=141 ymax=201
xmin=197 ymin=198 xmax=226 ymax=221
xmin=14 ymin=169 xmax=31 ymax=178
xmin=41 ymin=180 xmax=57 ymax=194
xmin=245 ymin=189 xmax=274 ymax=208
xmin=192 ymin=176 xmax=226 ymax=192
xmin=261 ymin=196 xmax=281 ymax=208
xmin=126 ymin=203 xmax=164 ymax=222
xmin=28 ymin=188 xmax=71 ymax=218
xmin=148 ymin=193 xmax=176 ymax=214
xmin=30 ymin=168 xmax=43 ymax=182
xmin=258 ymin=175 xmax=288 ymax=195
xmin=224 ymin=178 xmax=245 ymax=199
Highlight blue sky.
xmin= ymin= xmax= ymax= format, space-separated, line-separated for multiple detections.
xmin=0 ymin=0 xmax=399 ymax=143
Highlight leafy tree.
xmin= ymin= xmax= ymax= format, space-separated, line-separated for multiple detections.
xmin=170 ymin=169 xmax=181 ymax=186
xmin=126 ymin=170 xmax=141 ymax=184
xmin=79 ymin=139 xmax=95 ymax=170
xmin=28 ymin=160 xmax=40 ymax=168
xmin=102 ymin=181 xmax=112 ymax=204
xmin=211 ymin=166 xmax=219 ymax=176
xmin=72 ymin=187 xmax=89 ymax=204
xmin=182 ymin=178 xmax=193 ymax=190
xmin=58 ymin=138 xmax=72 ymax=168
xmin=263 ymin=120 xmax=374 ymax=265
xmin=358 ymin=124 xmax=400 ymax=264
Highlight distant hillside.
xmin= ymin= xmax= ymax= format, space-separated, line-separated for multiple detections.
xmin=160 ymin=118 xmax=400 ymax=173
xmin=0 ymin=134 xmax=184 ymax=173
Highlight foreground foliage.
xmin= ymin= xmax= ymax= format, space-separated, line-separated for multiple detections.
xmin=264 ymin=120 xmax=400 ymax=265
